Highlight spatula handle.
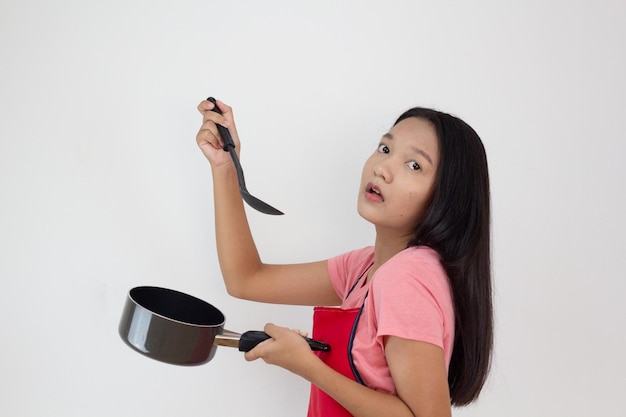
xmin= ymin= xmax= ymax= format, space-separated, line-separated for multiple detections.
xmin=207 ymin=97 xmax=235 ymax=151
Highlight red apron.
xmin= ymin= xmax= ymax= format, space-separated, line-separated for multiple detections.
xmin=306 ymin=306 xmax=362 ymax=417
xmin=307 ymin=264 xmax=372 ymax=417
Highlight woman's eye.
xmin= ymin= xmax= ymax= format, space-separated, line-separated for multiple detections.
xmin=377 ymin=144 xmax=389 ymax=153
xmin=408 ymin=161 xmax=421 ymax=171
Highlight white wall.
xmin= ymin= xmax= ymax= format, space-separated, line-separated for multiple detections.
xmin=1 ymin=1 xmax=625 ymax=416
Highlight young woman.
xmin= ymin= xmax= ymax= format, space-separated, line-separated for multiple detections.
xmin=196 ymin=99 xmax=493 ymax=417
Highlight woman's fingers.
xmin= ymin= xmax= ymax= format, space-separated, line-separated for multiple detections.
xmin=244 ymin=323 xmax=319 ymax=378
xmin=195 ymin=98 xmax=243 ymax=167
xmin=196 ymin=98 xmax=239 ymax=151
xmin=197 ymin=99 xmax=213 ymax=113
xmin=196 ymin=128 xmax=221 ymax=150
xmin=289 ymin=328 xmax=309 ymax=337
xmin=213 ymin=99 xmax=233 ymax=127
xmin=198 ymin=99 xmax=231 ymax=127
xmin=244 ymin=323 xmax=311 ymax=362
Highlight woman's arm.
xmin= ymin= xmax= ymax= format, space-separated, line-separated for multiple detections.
xmin=196 ymin=99 xmax=340 ymax=306
xmin=247 ymin=324 xmax=452 ymax=417
xmin=384 ymin=335 xmax=452 ymax=417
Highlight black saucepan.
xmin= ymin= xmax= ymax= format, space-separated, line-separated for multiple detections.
xmin=118 ymin=286 xmax=329 ymax=366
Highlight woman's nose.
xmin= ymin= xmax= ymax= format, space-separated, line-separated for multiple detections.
xmin=373 ymin=161 xmax=392 ymax=182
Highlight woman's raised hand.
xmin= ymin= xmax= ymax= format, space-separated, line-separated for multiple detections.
xmin=196 ymin=98 xmax=240 ymax=168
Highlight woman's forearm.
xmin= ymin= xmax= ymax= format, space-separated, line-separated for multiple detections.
xmin=300 ymin=360 xmax=416 ymax=417
xmin=211 ymin=163 xmax=262 ymax=297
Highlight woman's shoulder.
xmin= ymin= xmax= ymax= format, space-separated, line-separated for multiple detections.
xmin=331 ymin=246 xmax=375 ymax=270
xmin=375 ymin=246 xmax=449 ymax=291
xmin=370 ymin=246 xmax=455 ymax=361
xmin=387 ymin=246 xmax=443 ymax=269
xmin=328 ymin=246 xmax=375 ymax=298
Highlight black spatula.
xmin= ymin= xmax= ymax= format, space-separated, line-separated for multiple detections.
xmin=208 ymin=97 xmax=283 ymax=215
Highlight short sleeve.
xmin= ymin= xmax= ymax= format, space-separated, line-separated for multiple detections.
xmin=370 ymin=247 xmax=454 ymax=349
xmin=327 ymin=246 xmax=375 ymax=300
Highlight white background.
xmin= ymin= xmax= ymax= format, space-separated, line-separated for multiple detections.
xmin=1 ymin=1 xmax=625 ymax=416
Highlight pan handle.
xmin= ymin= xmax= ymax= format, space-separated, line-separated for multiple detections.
xmin=239 ymin=331 xmax=330 ymax=353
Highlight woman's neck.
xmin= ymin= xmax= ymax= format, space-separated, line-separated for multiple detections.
xmin=368 ymin=229 xmax=411 ymax=282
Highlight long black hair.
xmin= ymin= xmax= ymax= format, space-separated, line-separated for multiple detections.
xmin=396 ymin=108 xmax=493 ymax=405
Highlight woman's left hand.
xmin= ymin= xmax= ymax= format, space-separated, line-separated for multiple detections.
xmin=244 ymin=323 xmax=319 ymax=377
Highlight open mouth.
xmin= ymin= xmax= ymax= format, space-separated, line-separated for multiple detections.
xmin=366 ymin=182 xmax=384 ymax=202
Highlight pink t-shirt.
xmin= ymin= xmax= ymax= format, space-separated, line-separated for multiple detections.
xmin=327 ymin=246 xmax=454 ymax=394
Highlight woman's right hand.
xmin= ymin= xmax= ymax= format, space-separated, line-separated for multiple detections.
xmin=196 ymin=98 xmax=240 ymax=169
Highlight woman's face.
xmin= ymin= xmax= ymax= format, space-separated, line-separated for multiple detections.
xmin=357 ymin=117 xmax=440 ymax=239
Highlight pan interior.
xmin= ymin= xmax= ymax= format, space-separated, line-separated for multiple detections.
xmin=130 ymin=286 xmax=224 ymax=327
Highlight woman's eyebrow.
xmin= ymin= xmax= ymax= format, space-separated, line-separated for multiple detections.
xmin=382 ymin=133 xmax=433 ymax=165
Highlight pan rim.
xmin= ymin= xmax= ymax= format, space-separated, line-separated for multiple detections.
xmin=127 ymin=285 xmax=226 ymax=329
